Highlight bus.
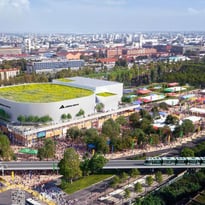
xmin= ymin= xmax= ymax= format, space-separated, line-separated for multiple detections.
xmin=26 ymin=198 xmax=42 ymax=205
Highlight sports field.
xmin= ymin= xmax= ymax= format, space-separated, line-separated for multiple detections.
xmin=0 ymin=83 xmax=93 ymax=103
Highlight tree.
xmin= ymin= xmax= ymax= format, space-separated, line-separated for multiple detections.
xmin=181 ymin=147 xmax=195 ymax=157
xmin=140 ymin=118 xmax=154 ymax=134
xmin=166 ymin=168 xmax=174 ymax=176
xmin=80 ymin=158 xmax=91 ymax=176
xmin=165 ymin=115 xmax=179 ymax=125
xmin=0 ymin=134 xmax=13 ymax=160
xmin=101 ymin=118 xmax=120 ymax=138
xmin=134 ymin=182 xmax=142 ymax=193
xmin=58 ymin=147 xmax=82 ymax=183
xmin=37 ymin=147 xmax=45 ymax=160
xmin=67 ymin=127 xmax=81 ymax=141
xmin=44 ymin=139 xmax=55 ymax=159
xmin=37 ymin=138 xmax=55 ymax=160
xmin=172 ymin=125 xmax=182 ymax=139
xmin=151 ymin=106 xmax=159 ymax=119
xmin=76 ymin=109 xmax=85 ymax=117
xmin=130 ymin=169 xmax=140 ymax=178
xmin=129 ymin=112 xmax=141 ymax=128
xmin=89 ymin=154 xmax=107 ymax=174
xmin=94 ymin=134 xmax=109 ymax=154
xmin=158 ymin=102 xmax=169 ymax=110
xmin=155 ymin=171 xmax=163 ymax=183
xmin=181 ymin=119 xmax=194 ymax=135
xmin=140 ymin=109 xmax=152 ymax=120
xmin=95 ymin=103 xmax=104 ymax=112
xmin=110 ymin=176 xmax=120 ymax=188
xmin=146 ymin=176 xmax=154 ymax=186
xmin=121 ymin=172 xmax=129 ymax=183
xmin=67 ymin=113 xmax=72 ymax=120
xmin=61 ymin=114 xmax=67 ymax=121
xmin=115 ymin=116 xmax=128 ymax=126
xmin=132 ymin=128 xmax=147 ymax=147
xmin=124 ymin=188 xmax=130 ymax=199
xmin=17 ymin=115 xmax=26 ymax=123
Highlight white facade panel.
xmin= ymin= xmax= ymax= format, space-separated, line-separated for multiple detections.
xmin=0 ymin=94 xmax=95 ymax=123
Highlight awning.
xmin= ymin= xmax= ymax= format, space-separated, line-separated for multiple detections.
xmin=19 ymin=148 xmax=38 ymax=155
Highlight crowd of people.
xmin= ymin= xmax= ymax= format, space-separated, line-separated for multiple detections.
xmin=35 ymin=182 xmax=79 ymax=205
xmin=1 ymin=89 xmax=205 ymax=204
xmin=3 ymin=170 xmax=59 ymax=189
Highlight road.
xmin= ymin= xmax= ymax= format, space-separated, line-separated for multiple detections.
xmin=0 ymin=134 xmax=205 ymax=172
xmin=0 ymin=161 xmax=59 ymax=171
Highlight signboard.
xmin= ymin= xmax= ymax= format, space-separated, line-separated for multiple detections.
xmin=37 ymin=131 xmax=46 ymax=138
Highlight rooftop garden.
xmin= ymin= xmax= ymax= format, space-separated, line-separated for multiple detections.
xmin=96 ymin=92 xmax=116 ymax=97
xmin=0 ymin=83 xmax=93 ymax=103
xmin=57 ymin=78 xmax=73 ymax=83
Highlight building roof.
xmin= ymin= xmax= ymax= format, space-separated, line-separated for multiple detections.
xmin=168 ymin=82 xmax=179 ymax=87
xmin=67 ymin=77 xmax=122 ymax=89
xmin=97 ymin=58 xmax=116 ymax=64
xmin=137 ymin=88 xmax=151 ymax=95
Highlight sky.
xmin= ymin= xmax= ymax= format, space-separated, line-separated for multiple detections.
xmin=1 ymin=0 xmax=205 ymax=33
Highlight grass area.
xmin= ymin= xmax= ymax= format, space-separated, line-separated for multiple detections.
xmin=0 ymin=83 xmax=93 ymax=103
xmin=62 ymin=174 xmax=113 ymax=194
xmin=57 ymin=78 xmax=73 ymax=82
xmin=97 ymin=92 xmax=116 ymax=97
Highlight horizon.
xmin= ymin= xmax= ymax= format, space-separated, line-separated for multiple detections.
xmin=1 ymin=0 xmax=205 ymax=33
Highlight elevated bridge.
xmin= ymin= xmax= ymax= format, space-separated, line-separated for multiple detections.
xmin=0 ymin=161 xmax=59 ymax=173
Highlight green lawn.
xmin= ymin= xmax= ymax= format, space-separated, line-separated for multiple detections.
xmin=62 ymin=174 xmax=113 ymax=194
xmin=0 ymin=83 xmax=93 ymax=103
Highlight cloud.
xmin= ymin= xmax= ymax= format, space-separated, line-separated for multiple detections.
xmin=187 ymin=7 xmax=205 ymax=15
xmin=0 ymin=0 xmax=30 ymax=15
xmin=0 ymin=0 xmax=30 ymax=31
xmin=104 ymin=0 xmax=127 ymax=6
xmin=43 ymin=0 xmax=128 ymax=7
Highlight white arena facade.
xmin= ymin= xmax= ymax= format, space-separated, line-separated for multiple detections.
xmin=0 ymin=77 xmax=123 ymax=123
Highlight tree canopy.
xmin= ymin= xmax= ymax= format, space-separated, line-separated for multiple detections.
xmin=58 ymin=147 xmax=82 ymax=183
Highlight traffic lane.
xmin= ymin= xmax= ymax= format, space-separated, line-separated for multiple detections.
xmin=66 ymin=178 xmax=113 ymax=205
xmin=103 ymin=164 xmax=205 ymax=169
xmin=105 ymin=160 xmax=144 ymax=167
xmin=0 ymin=161 xmax=59 ymax=170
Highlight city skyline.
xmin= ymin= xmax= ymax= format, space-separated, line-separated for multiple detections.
xmin=1 ymin=0 xmax=205 ymax=33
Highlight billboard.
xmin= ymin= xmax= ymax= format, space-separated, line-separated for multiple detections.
xmin=37 ymin=131 xmax=46 ymax=138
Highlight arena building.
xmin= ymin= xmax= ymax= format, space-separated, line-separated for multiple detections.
xmin=0 ymin=77 xmax=123 ymax=145
xmin=53 ymin=77 xmax=123 ymax=112
xmin=0 ymin=77 xmax=122 ymax=123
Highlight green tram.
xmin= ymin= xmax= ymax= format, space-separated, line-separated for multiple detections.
xmin=144 ymin=157 xmax=205 ymax=166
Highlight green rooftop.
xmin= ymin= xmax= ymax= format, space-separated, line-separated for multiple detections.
xmin=0 ymin=83 xmax=93 ymax=103
xmin=96 ymin=92 xmax=116 ymax=97
xmin=57 ymin=78 xmax=74 ymax=82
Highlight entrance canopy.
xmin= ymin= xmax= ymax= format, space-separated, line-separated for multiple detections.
xmin=19 ymin=148 xmax=38 ymax=155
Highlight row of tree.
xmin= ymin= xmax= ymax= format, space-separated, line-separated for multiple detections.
xmin=181 ymin=140 xmax=205 ymax=157
xmin=17 ymin=115 xmax=52 ymax=124
xmin=65 ymin=106 xmax=195 ymax=155
xmin=136 ymin=169 xmax=205 ymax=205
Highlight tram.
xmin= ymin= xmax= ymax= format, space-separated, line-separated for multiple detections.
xmin=144 ymin=157 xmax=205 ymax=166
